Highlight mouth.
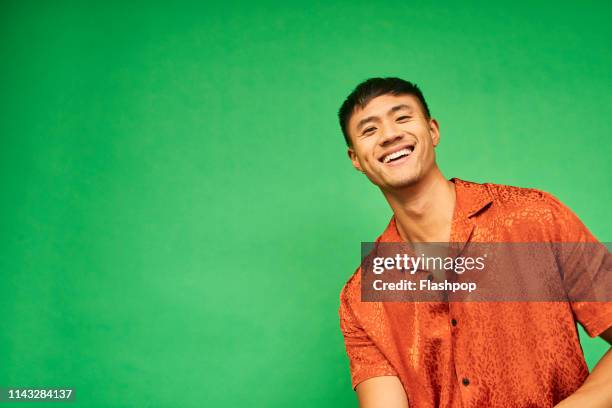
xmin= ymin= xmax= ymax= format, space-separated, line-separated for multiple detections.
xmin=379 ymin=144 xmax=415 ymax=165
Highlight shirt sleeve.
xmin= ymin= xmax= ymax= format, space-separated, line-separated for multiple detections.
xmin=339 ymin=281 xmax=398 ymax=389
xmin=544 ymin=192 xmax=612 ymax=338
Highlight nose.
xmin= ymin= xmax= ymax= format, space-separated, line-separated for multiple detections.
xmin=379 ymin=123 xmax=404 ymax=147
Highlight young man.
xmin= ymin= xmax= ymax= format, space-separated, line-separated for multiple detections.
xmin=337 ymin=77 xmax=612 ymax=407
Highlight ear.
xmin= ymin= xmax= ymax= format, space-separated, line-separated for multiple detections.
xmin=347 ymin=147 xmax=364 ymax=172
xmin=428 ymin=118 xmax=441 ymax=147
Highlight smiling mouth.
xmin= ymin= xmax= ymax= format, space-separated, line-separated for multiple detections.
xmin=380 ymin=146 xmax=414 ymax=164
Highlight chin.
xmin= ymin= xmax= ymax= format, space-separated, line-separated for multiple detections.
xmin=383 ymin=175 xmax=421 ymax=190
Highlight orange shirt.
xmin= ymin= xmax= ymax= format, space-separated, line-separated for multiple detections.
xmin=339 ymin=178 xmax=612 ymax=407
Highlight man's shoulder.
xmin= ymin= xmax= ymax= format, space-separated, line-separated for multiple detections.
xmin=339 ymin=223 xmax=393 ymax=309
xmin=484 ymin=181 xmax=556 ymax=207
xmin=477 ymin=180 xmax=592 ymax=240
xmin=339 ymin=265 xmax=361 ymax=309
xmin=481 ymin=181 xmax=567 ymax=218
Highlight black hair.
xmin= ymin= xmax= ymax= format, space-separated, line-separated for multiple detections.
xmin=338 ymin=77 xmax=430 ymax=146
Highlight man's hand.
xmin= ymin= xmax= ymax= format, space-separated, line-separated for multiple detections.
xmin=355 ymin=375 xmax=409 ymax=408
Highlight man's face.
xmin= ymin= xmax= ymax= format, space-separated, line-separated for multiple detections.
xmin=347 ymin=93 xmax=440 ymax=191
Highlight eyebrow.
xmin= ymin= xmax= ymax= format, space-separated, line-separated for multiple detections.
xmin=355 ymin=104 xmax=414 ymax=132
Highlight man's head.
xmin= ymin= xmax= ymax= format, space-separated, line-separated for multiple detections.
xmin=338 ymin=77 xmax=441 ymax=191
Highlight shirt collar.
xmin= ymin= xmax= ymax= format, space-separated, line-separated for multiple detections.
xmin=379 ymin=178 xmax=493 ymax=243
xmin=450 ymin=177 xmax=493 ymax=218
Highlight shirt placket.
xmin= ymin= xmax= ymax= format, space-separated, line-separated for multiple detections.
xmin=448 ymin=211 xmax=478 ymax=407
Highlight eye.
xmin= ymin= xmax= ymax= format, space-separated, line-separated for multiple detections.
xmin=396 ymin=115 xmax=411 ymax=122
xmin=362 ymin=127 xmax=377 ymax=136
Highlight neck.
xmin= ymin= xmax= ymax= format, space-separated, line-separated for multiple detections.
xmin=382 ymin=167 xmax=456 ymax=242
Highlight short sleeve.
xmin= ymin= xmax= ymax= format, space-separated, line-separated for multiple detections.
xmin=544 ymin=192 xmax=612 ymax=338
xmin=339 ymin=283 xmax=398 ymax=389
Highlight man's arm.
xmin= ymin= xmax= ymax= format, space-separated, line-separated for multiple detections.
xmin=356 ymin=376 xmax=409 ymax=408
xmin=554 ymin=326 xmax=612 ymax=408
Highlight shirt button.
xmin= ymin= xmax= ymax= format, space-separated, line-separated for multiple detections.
xmin=451 ymin=318 xmax=457 ymax=326
xmin=462 ymin=377 xmax=470 ymax=386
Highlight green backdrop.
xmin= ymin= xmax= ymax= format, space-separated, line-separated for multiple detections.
xmin=1 ymin=1 xmax=610 ymax=407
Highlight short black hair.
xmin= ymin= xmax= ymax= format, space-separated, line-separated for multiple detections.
xmin=338 ymin=77 xmax=431 ymax=146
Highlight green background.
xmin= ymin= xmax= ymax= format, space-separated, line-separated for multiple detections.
xmin=1 ymin=1 xmax=610 ymax=407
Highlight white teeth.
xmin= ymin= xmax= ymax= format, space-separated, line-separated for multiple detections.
xmin=383 ymin=147 xmax=413 ymax=163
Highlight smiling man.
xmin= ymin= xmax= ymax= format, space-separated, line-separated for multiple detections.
xmin=337 ymin=77 xmax=612 ymax=407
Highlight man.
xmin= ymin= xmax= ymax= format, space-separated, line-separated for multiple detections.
xmin=337 ymin=77 xmax=612 ymax=407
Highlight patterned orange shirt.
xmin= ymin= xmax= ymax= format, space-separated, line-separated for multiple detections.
xmin=339 ymin=178 xmax=612 ymax=407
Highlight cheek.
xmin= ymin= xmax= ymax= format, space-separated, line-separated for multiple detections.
xmin=355 ymin=142 xmax=377 ymax=162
